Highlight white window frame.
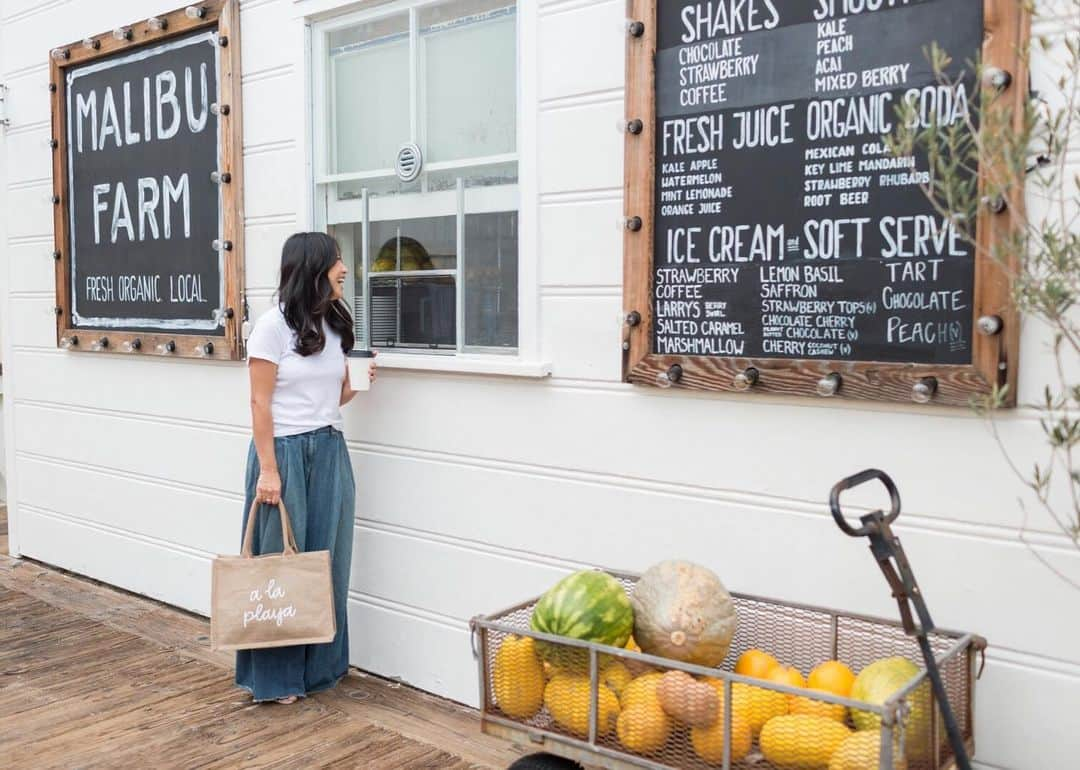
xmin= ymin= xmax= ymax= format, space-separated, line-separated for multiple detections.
xmin=302 ymin=0 xmax=547 ymax=378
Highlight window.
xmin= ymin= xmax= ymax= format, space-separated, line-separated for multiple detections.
xmin=313 ymin=0 xmax=519 ymax=355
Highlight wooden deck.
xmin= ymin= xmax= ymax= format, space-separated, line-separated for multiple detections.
xmin=0 ymin=507 xmax=523 ymax=768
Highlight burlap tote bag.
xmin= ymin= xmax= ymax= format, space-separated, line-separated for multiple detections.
xmin=211 ymin=500 xmax=336 ymax=651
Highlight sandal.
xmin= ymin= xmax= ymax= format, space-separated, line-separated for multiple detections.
xmin=276 ymin=695 xmax=299 ymax=705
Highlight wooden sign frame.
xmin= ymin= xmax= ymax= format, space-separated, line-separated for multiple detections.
xmin=622 ymin=0 xmax=1028 ymax=407
xmin=49 ymin=0 xmax=245 ymax=361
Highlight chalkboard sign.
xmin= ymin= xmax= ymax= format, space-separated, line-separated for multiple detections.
xmin=622 ymin=0 xmax=1027 ymax=406
xmin=50 ymin=1 xmax=244 ymax=360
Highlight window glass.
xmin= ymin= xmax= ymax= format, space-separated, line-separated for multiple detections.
xmin=330 ymin=14 xmax=409 ymax=174
xmin=369 ymin=216 xmax=456 ymax=273
xmin=337 ymin=176 xmax=421 ymax=201
xmin=370 ymin=276 xmax=456 ymax=349
xmin=425 ymin=160 xmax=518 ymax=193
xmin=464 ymin=211 xmax=517 ymax=348
xmin=318 ymin=1 xmax=518 ymax=355
xmin=420 ymin=2 xmax=516 ymax=164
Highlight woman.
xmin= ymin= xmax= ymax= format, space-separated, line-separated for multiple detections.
xmin=236 ymin=232 xmax=374 ymax=704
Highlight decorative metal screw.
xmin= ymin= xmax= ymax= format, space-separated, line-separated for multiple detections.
xmin=983 ymin=67 xmax=1012 ymax=91
xmin=816 ymin=372 xmax=841 ymax=397
xmin=657 ymin=364 xmax=683 ymax=387
xmin=210 ymin=103 xmax=230 ymax=116
xmin=983 ymin=195 xmax=1007 ymax=214
xmin=625 ymin=310 xmax=641 ymax=327
xmin=212 ymin=239 xmax=233 ymax=251
xmin=628 ymin=20 xmax=645 ymax=37
xmin=210 ymin=171 xmax=231 ymax=184
xmin=733 ymin=367 xmax=760 ymax=391
xmin=626 ymin=216 xmax=643 ymax=232
xmin=51 ymin=195 xmax=60 ymax=204
xmin=912 ymin=377 xmax=938 ymax=404
xmin=54 ymin=305 xmax=63 ymax=315
xmin=224 ymin=307 xmax=235 ymax=319
xmin=977 ymin=315 xmax=1003 ymax=336
xmin=202 ymin=342 xmax=215 ymax=356
xmin=219 ymin=36 xmax=229 ymax=47
xmin=627 ymin=119 xmax=644 ymax=135
xmin=53 ymin=250 xmax=61 ymax=260
xmin=49 ymin=139 xmax=58 ymax=149
xmin=49 ymin=83 xmax=57 ymax=93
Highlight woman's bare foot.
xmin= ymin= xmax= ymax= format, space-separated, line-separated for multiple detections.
xmin=276 ymin=695 xmax=299 ymax=705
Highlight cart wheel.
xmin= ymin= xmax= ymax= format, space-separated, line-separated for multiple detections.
xmin=508 ymin=753 xmax=583 ymax=770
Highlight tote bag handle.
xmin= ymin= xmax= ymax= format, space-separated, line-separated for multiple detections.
xmin=240 ymin=498 xmax=299 ymax=558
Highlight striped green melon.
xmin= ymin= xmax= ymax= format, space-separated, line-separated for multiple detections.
xmin=529 ymin=570 xmax=634 ymax=670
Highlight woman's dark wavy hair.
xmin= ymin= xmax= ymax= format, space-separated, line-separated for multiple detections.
xmin=278 ymin=232 xmax=355 ymax=356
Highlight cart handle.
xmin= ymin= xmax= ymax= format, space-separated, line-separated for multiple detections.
xmin=468 ymin=618 xmax=481 ymax=660
xmin=829 ymin=469 xmax=901 ymax=536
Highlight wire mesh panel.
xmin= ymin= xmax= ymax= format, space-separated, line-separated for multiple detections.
xmin=473 ymin=577 xmax=979 ymax=770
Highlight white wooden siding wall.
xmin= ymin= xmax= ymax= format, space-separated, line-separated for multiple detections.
xmin=1 ymin=1 xmax=1076 ymax=768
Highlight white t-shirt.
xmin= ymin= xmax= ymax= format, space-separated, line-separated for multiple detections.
xmin=246 ymin=306 xmax=346 ymax=437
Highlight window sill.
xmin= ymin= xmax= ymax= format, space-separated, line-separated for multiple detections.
xmin=350 ymin=351 xmax=551 ymax=379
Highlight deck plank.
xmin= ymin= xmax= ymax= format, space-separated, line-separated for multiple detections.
xmin=0 ymin=552 xmax=519 ymax=769
xmin=324 ymin=673 xmax=525 ymax=768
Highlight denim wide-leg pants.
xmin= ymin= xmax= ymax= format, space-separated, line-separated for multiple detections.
xmin=235 ymin=426 xmax=355 ymax=701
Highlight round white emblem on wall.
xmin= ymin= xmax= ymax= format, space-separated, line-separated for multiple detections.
xmin=395 ymin=143 xmax=423 ymax=183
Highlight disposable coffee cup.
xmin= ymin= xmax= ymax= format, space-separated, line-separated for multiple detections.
xmin=348 ymin=350 xmax=375 ymax=392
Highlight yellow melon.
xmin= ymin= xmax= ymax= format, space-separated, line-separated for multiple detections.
xmin=492 ymin=636 xmax=544 ymax=719
xmin=543 ymin=674 xmax=620 ymax=737
xmin=616 ymin=700 xmax=672 ymax=755
xmin=760 ymin=715 xmax=853 ymax=770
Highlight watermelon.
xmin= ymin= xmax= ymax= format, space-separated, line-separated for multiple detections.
xmin=530 ymin=570 xmax=634 ymax=670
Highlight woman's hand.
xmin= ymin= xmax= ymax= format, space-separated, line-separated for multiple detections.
xmin=256 ymin=469 xmax=282 ymax=505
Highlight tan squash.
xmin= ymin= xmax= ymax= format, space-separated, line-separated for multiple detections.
xmin=630 ymin=560 xmax=737 ymax=667
xmin=656 ymin=670 xmax=720 ymax=728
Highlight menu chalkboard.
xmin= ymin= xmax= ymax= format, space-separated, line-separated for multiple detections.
xmin=651 ymin=0 xmax=983 ymax=365
xmin=65 ymin=31 xmax=224 ymax=333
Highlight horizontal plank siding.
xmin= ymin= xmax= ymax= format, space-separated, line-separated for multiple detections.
xmin=1 ymin=2 xmax=1076 ymax=768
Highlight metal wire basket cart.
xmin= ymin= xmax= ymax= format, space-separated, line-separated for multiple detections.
xmin=470 ymin=574 xmax=984 ymax=770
